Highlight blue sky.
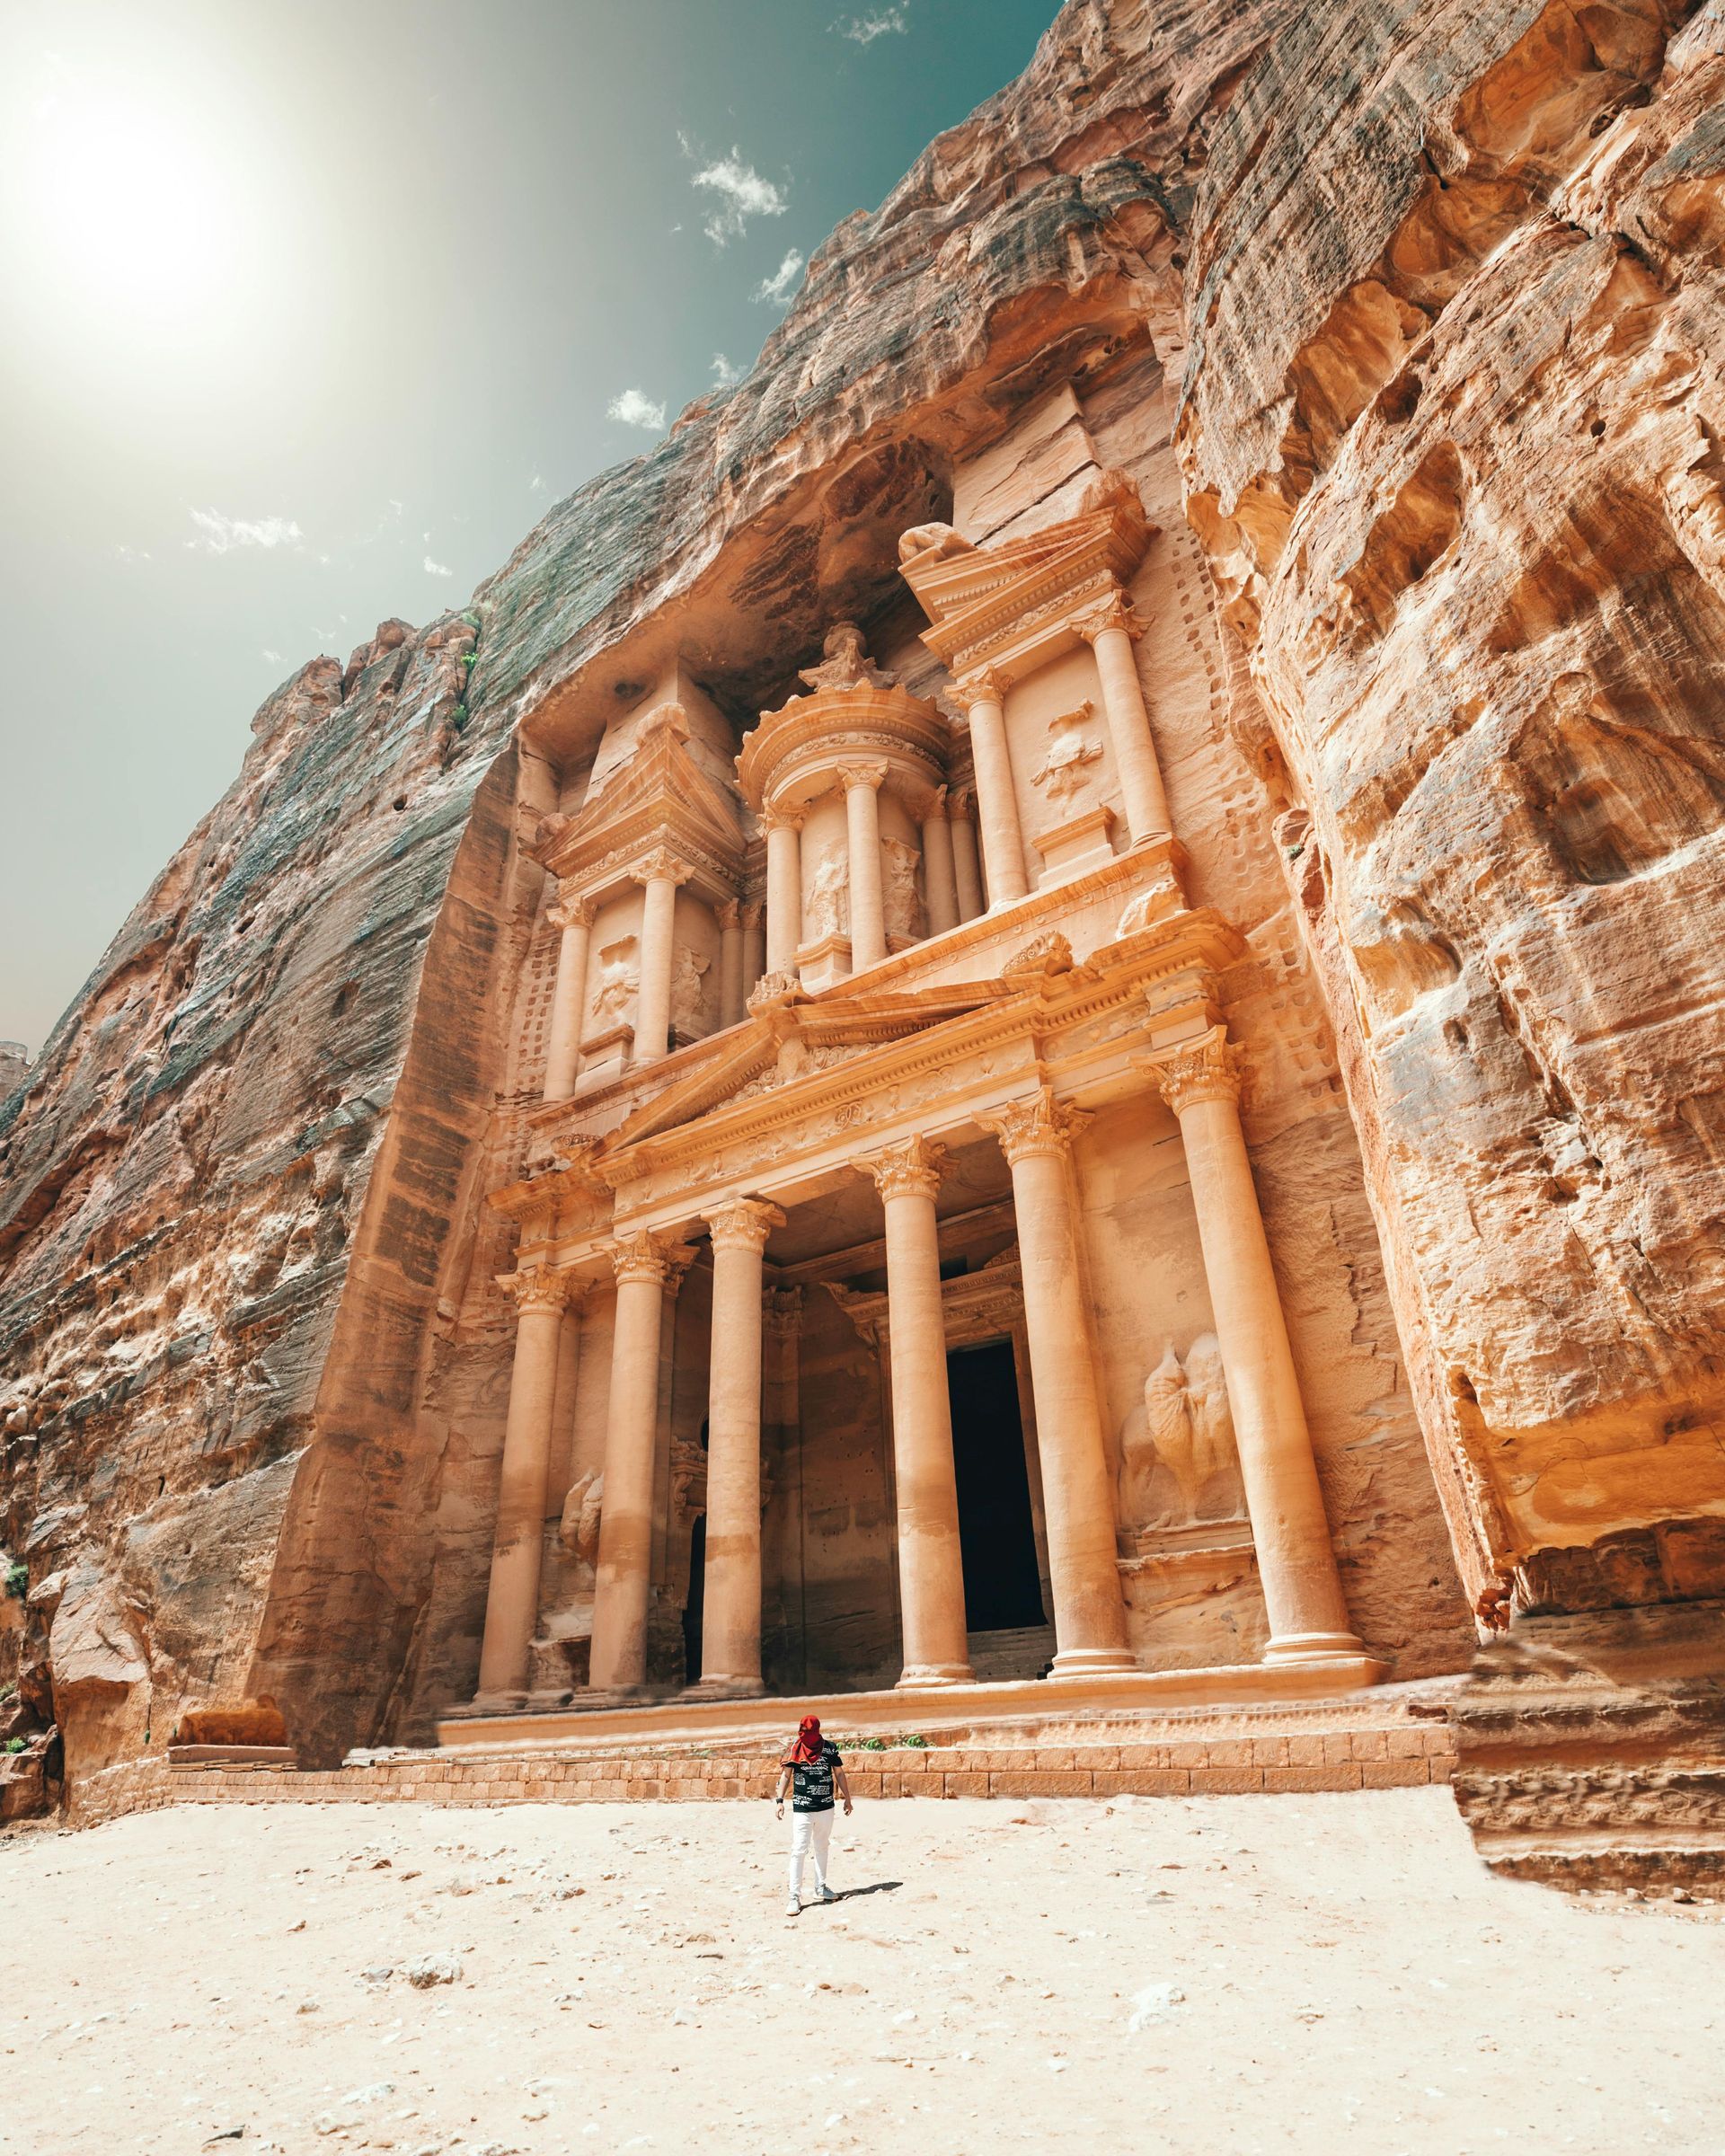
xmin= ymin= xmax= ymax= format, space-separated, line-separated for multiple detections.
xmin=0 ymin=0 xmax=1058 ymax=1049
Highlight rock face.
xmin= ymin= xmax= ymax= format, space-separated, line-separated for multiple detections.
xmin=2 ymin=0 xmax=1721 ymax=1868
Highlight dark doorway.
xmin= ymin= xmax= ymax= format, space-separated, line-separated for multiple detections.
xmin=683 ymin=1513 xmax=707 ymax=1683
xmin=945 ymin=1340 xmax=1045 ymax=1631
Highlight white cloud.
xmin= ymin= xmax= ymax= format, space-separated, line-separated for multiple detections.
xmin=753 ymin=250 xmax=805 ymax=305
xmin=114 ymin=543 xmax=152 ymax=563
xmin=710 ymin=352 xmax=743 ymax=388
xmin=836 ymin=2 xmax=910 ymax=42
xmin=424 ymin=555 xmax=453 ymax=577
xmin=690 ymin=148 xmax=787 ymax=245
xmin=529 ymin=472 xmax=547 ymax=493
xmin=185 ymin=508 xmax=304 ymax=555
xmin=262 ymin=648 xmax=283 ymax=665
xmin=607 ymin=387 xmax=668 ymax=432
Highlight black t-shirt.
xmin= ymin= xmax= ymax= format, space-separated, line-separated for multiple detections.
xmin=783 ymin=1740 xmax=841 ymax=1813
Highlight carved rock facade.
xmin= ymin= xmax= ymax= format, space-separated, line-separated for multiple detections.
xmin=1 ymin=1 xmax=1720 ymax=1881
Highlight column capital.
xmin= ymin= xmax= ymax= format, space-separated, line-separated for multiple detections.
xmin=496 ymin=1266 xmax=571 ymax=1316
xmin=705 ymin=1197 xmax=786 ymax=1252
xmin=911 ymin=782 xmax=948 ymax=823
xmin=946 ymin=786 xmax=976 ymax=821
xmin=836 ymin=759 xmax=889 ymax=793
xmin=714 ymin=899 xmax=742 ymax=932
xmin=759 ymin=801 xmax=805 ymax=835
xmin=740 ymin=900 xmax=766 ymax=931
xmin=953 ymin=665 xmax=1009 ymax=711
xmin=857 ymin=1134 xmax=949 ymax=1203
xmin=609 ymin=1229 xmax=690 ymax=1289
xmin=978 ymin=1088 xmax=1092 ymax=1164
xmin=632 ymin=847 xmax=693 ymax=888
xmin=764 ymin=1286 xmax=804 ymax=1337
xmin=1144 ymin=1023 xmax=1247 ymax=1115
xmin=1073 ymin=588 xmax=1142 ymax=645
xmin=548 ymin=888 xmax=597 ymax=932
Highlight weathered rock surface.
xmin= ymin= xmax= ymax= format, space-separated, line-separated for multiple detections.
xmin=2 ymin=0 xmax=1721 ymax=1834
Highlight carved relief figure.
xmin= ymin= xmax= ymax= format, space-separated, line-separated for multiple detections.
xmin=559 ymin=1471 xmax=604 ymax=1568
xmin=805 ymin=851 xmax=851 ymax=940
xmin=880 ymin=835 xmax=924 ymax=942
xmin=798 ymin=621 xmax=895 ymax=693
xmin=669 ymin=945 xmax=712 ymax=1038
xmin=1033 ymin=704 xmax=1104 ymax=803
xmin=1119 ymin=1336 xmax=1242 ymax=1527
xmin=589 ymin=937 xmax=639 ymax=1028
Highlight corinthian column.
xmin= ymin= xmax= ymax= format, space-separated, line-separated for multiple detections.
xmin=858 ymin=1136 xmax=973 ymax=1686
xmin=475 ymin=1267 xmax=571 ymax=1704
xmin=839 ymin=762 xmax=889 ymax=970
xmin=590 ymin=1231 xmax=687 ymax=1692
xmin=1076 ymin=591 xmax=1171 ymax=844
xmin=1147 ymin=1027 xmax=1363 ymax=1663
xmin=979 ymin=1091 xmax=1136 ymax=1677
xmin=948 ymin=789 xmax=985 ymax=920
xmin=918 ymin=786 xmax=960 ymax=935
xmin=740 ymin=903 xmax=765 ymax=1002
xmin=953 ymin=669 xmax=1029 ymax=905
xmin=762 ymin=806 xmax=803 ymax=979
xmin=694 ymin=1197 xmax=785 ymax=1694
xmin=716 ymin=901 xmax=746 ymax=1029
xmin=542 ymin=892 xmax=597 ymax=1102
xmin=632 ymin=849 xmax=691 ymax=1064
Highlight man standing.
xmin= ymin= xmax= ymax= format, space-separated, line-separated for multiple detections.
xmin=774 ymin=1714 xmax=853 ymax=1915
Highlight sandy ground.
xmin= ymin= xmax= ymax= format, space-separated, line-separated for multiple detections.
xmin=4 ymin=1789 xmax=1722 ymax=2156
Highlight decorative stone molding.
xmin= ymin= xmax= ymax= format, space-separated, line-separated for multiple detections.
xmin=747 ymin=969 xmax=802 ymax=1010
xmin=704 ymin=1197 xmax=786 ymax=1252
xmin=978 ymin=1088 xmax=1090 ymax=1164
xmin=858 ymin=1134 xmax=949 ymax=1203
xmin=609 ymin=1230 xmax=687 ymax=1289
xmin=1146 ymin=1024 xmax=1247 ymax=1115
xmin=952 ymin=666 xmax=1008 ymax=710
xmin=546 ymin=891 xmax=597 ymax=932
xmin=495 ymin=1267 xmax=571 ymax=1316
xmin=1002 ymin=931 xmax=1074 ymax=976
xmin=632 ymin=848 xmax=693 ymax=888
xmin=763 ymin=1286 xmax=803 ymax=1338
xmin=836 ymin=760 xmax=889 ymax=793
xmin=758 ymin=802 xmax=804 ymax=835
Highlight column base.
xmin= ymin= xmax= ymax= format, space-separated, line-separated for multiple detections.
xmin=681 ymin=1676 xmax=767 ymax=1701
xmin=1048 ymin=1647 xmax=1142 ymax=1680
xmin=896 ymin=1662 xmax=976 ymax=1688
xmin=1262 ymin=1630 xmax=1370 ymax=1666
xmin=458 ymin=1687 xmax=528 ymax=1716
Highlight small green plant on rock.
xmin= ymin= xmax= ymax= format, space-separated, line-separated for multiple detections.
xmin=4 ymin=1736 xmax=25 ymax=1754
xmin=4 ymin=1560 xmax=26 ymax=1599
xmin=899 ymin=1733 xmax=929 ymax=1748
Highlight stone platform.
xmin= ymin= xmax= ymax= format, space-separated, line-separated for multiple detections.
xmin=63 ymin=1674 xmax=1457 ymax=1832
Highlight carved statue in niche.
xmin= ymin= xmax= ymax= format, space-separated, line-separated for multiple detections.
xmin=669 ymin=945 xmax=712 ymax=1038
xmin=805 ymin=850 xmax=851 ymax=939
xmin=589 ymin=937 xmax=639 ymax=1029
xmin=559 ymin=1471 xmax=604 ymax=1568
xmin=1033 ymin=704 xmax=1104 ymax=804
xmin=799 ymin=621 xmax=895 ymax=693
xmin=1119 ymin=1334 xmax=1242 ymax=1530
xmin=880 ymin=835 xmax=924 ymax=941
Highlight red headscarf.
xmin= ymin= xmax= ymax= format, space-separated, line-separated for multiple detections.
xmin=790 ymin=1714 xmax=823 ymax=1764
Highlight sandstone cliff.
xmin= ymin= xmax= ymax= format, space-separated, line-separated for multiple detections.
xmin=4 ymin=0 xmax=1721 ymax=1794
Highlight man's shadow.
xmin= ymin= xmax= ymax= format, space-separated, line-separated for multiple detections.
xmin=825 ymin=1880 xmax=903 ymax=1903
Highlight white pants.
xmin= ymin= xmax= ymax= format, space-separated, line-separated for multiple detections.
xmin=788 ymin=1807 xmax=835 ymax=1899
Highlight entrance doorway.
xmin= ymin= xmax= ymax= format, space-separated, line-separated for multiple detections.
xmin=945 ymin=1340 xmax=1045 ymax=1632
xmin=683 ymin=1514 xmax=706 ymax=1683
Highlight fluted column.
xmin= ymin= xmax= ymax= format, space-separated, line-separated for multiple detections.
xmin=740 ymin=903 xmax=765 ymax=1002
xmin=979 ymin=1092 xmax=1136 ymax=1677
xmin=949 ymin=789 xmax=985 ymax=920
xmin=954 ymin=669 xmax=1029 ymax=905
xmin=590 ymin=1231 xmax=687 ymax=1692
xmin=542 ymin=892 xmax=597 ymax=1102
xmin=858 ymin=1137 xmax=973 ymax=1686
xmin=631 ymin=849 xmax=690 ymax=1065
xmin=918 ymin=786 xmax=960 ymax=935
xmin=839 ymin=762 xmax=889 ymax=970
xmin=693 ymin=1197 xmax=785 ymax=1693
xmin=1077 ymin=592 xmax=1171 ymax=844
xmin=1147 ymin=1027 xmax=1364 ymax=1663
xmin=762 ymin=807 xmax=803 ymax=979
xmin=716 ymin=901 xmax=746 ymax=1029
xmin=475 ymin=1267 xmax=571 ymax=1703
